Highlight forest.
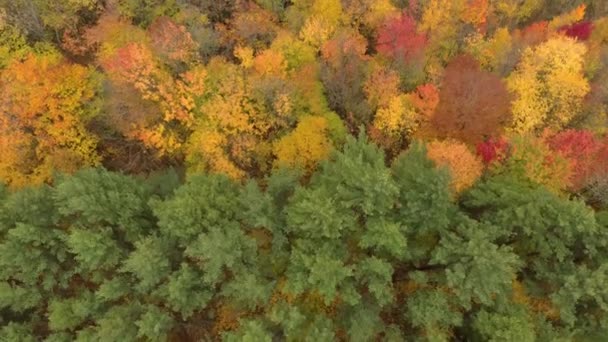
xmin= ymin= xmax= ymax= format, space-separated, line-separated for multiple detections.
xmin=2 ymin=0 xmax=608 ymax=340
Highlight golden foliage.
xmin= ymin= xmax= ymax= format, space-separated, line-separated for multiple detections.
xmin=465 ymin=27 xmax=513 ymax=72
xmin=372 ymin=95 xmax=419 ymax=137
xmin=507 ymin=37 xmax=590 ymax=133
xmin=495 ymin=134 xmax=573 ymax=194
xmin=364 ymin=66 xmax=400 ymax=109
xmin=253 ymin=49 xmax=287 ymax=77
xmin=103 ymin=42 xmax=206 ymax=155
xmin=273 ymin=116 xmax=333 ymax=171
xmin=426 ymin=140 xmax=483 ymax=194
xmin=0 ymin=52 xmax=101 ymax=187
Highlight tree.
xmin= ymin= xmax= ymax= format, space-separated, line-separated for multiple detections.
xmin=507 ymin=36 xmax=590 ymax=133
xmin=320 ymin=30 xmax=372 ymax=130
xmin=546 ymin=130 xmax=604 ymax=191
xmin=0 ymin=0 xmax=101 ymax=38
xmin=489 ymin=134 xmax=573 ymax=194
xmin=426 ymin=139 xmax=484 ymax=194
xmin=376 ymin=11 xmax=427 ymax=64
xmin=148 ymin=16 xmax=198 ymax=63
xmin=273 ymin=116 xmax=333 ymax=172
xmin=430 ymin=54 xmax=511 ymax=144
xmin=0 ymin=51 xmax=102 ymax=188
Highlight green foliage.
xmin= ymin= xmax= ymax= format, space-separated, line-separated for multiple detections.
xmin=1 ymin=135 xmax=608 ymax=340
xmin=135 ymin=305 xmax=174 ymax=341
xmin=472 ymin=306 xmax=535 ymax=342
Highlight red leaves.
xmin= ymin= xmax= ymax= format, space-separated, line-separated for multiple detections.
xmin=560 ymin=21 xmax=593 ymax=41
xmin=476 ymin=137 xmax=509 ymax=165
xmin=376 ymin=12 xmax=427 ymax=62
xmin=430 ymin=54 xmax=511 ymax=144
xmin=546 ymin=129 xmax=607 ymax=190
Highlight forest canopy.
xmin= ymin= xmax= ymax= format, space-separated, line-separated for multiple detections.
xmin=2 ymin=0 xmax=608 ymax=340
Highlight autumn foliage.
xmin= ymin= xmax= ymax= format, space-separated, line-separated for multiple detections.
xmin=376 ymin=11 xmax=427 ymax=62
xmin=0 ymin=52 xmax=101 ymax=188
xmin=430 ymin=54 xmax=511 ymax=144
xmin=426 ymin=139 xmax=484 ymax=194
xmin=4 ymin=1 xmax=608 ymax=341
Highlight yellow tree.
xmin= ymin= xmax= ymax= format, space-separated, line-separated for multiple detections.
xmin=186 ymin=56 xmax=293 ymax=179
xmin=0 ymin=52 xmax=102 ymax=187
xmin=507 ymin=36 xmax=590 ymax=133
xmin=299 ymin=0 xmax=343 ymax=49
xmin=273 ymin=115 xmax=333 ymax=171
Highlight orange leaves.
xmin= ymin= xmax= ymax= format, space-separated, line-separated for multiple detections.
xmin=102 ymin=41 xmax=206 ymax=155
xmin=461 ymin=0 xmax=489 ymax=31
xmin=364 ymin=66 xmax=400 ymax=109
xmin=104 ymin=43 xmax=158 ymax=92
xmin=0 ymin=52 xmax=102 ymax=187
xmin=411 ymin=83 xmax=439 ymax=121
xmin=427 ymin=140 xmax=483 ymax=194
xmin=253 ymin=49 xmax=287 ymax=77
xmin=321 ymin=30 xmax=367 ymax=68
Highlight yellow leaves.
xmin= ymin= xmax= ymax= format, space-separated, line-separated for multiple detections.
xmin=465 ymin=27 xmax=513 ymax=71
xmin=234 ymin=45 xmax=254 ymax=68
xmin=548 ymin=4 xmax=586 ymax=31
xmin=426 ymin=140 xmax=483 ymax=194
xmin=161 ymin=65 xmax=207 ymax=126
xmin=297 ymin=0 xmax=344 ymax=49
xmin=103 ymin=40 xmax=208 ymax=156
xmin=187 ymin=128 xmax=246 ymax=180
xmin=507 ymin=37 xmax=590 ymax=133
xmin=497 ymin=134 xmax=573 ymax=194
xmin=299 ymin=15 xmax=336 ymax=49
xmin=372 ymin=95 xmax=419 ymax=137
xmin=0 ymin=52 xmax=102 ymax=187
xmin=364 ymin=0 xmax=399 ymax=28
xmin=273 ymin=116 xmax=333 ymax=171
xmin=494 ymin=0 xmax=543 ymax=23
xmin=419 ymin=0 xmax=463 ymax=62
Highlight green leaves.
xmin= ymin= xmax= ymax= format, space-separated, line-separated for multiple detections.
xmin=66 ymin=227 xmax=124 ymax=273
xmin=135 ymin=305 xmax=174 ymax=341
xmin=48 ymin=292 xmax=98 ymax=331
xmin=54 ymin=169 xmax=151 ymax=238
xmin=1 ymin=135 xmax=607 ymax=341
xmin=152 ymin=174 xmax=241 ymax=245
xmin=472 ymin=306 xmax=535 ymax=342
xmin=432 ymin=220 xmax=521 ymax=307
xmin=121 ymin=235 xmax=172 ymax=291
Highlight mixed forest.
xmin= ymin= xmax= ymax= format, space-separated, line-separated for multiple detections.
xmin=3 ymin=0 xmax=608 ymax=340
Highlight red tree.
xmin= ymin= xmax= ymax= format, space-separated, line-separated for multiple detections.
xmin=476 ymin=137 xmax=510 ymax=165
xmin=559 ymin=21 xmax=593 ymax=41
xmin=376 ymin=12 xmax=427 ymax=63
xmin=546 ymin=129 xmax=606 ymax=190
xmin=430 ymin=54 xmax=511 ymax=144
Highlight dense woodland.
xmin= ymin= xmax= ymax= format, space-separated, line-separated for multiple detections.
xmin=3 ymin=0 xmax=608 ymax=340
